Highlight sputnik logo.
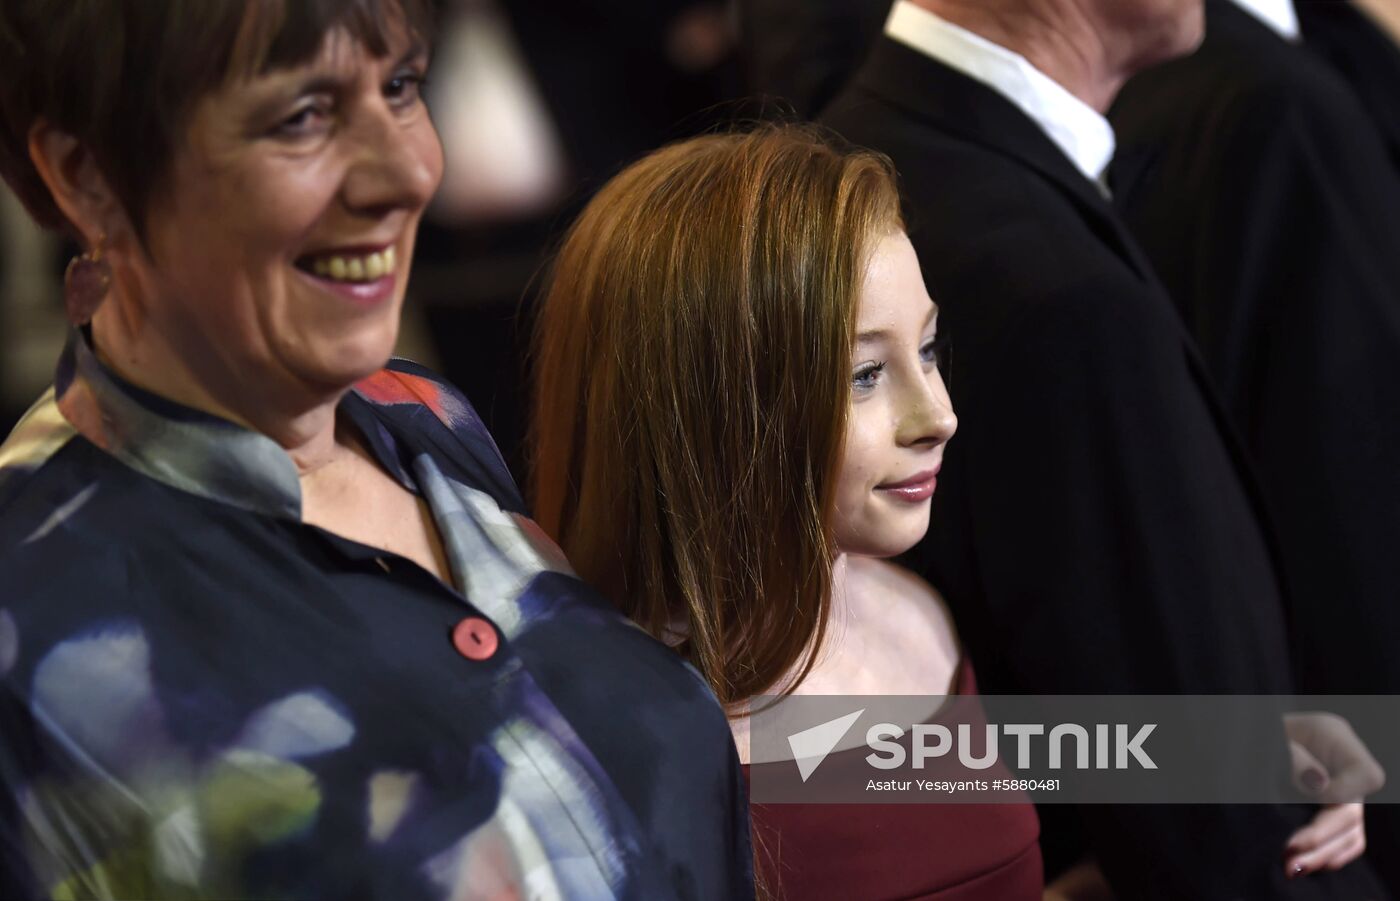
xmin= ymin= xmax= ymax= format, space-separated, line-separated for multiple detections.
xmin=787 ymin=709 xmax=865 ymax=782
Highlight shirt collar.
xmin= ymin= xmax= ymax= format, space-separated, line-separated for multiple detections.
xmin=884 ymin=1 xmax=1116 ymax=190
xmin=55 ymin=328 xmax=306 ymax=520
xmin=1227 ymin=0 xmax=1301 ymax=40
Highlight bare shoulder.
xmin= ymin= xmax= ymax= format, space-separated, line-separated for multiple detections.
xmin=852 ymin=556 xmax=947 ymax=598
xmin=846 ymin=557 xmax=961 ymax=668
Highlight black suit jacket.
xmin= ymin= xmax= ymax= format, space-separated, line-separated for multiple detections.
xmin=823 ymin=37 xmax=1386 ymax=900
xmin=1111 ymin=2 xmax=1400 ymax=889
xmin=1111 ymin=0 xmax=1400 ymax=696
xmin=1298 ymin=0 xmax=1400 ymax=169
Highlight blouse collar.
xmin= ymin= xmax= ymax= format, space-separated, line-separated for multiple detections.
xmin=55 ymin=328 xmax=307 ymax=520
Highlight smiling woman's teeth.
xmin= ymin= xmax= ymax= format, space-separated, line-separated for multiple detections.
xmin=311 ymin=247 xmax=396 ymax=283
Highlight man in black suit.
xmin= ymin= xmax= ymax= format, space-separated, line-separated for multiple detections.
xmin=1110 ymin=0 xmax=1400 ymax=889
xmin=823 ymin=1 xmax=1387 ymax=897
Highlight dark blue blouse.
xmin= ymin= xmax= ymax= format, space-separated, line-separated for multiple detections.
xmin=0 ymin=331 xmax=753 ymax=900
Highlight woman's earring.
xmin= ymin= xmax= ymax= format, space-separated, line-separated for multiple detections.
xmin=63 ymin=235 xmax=111 ymax=326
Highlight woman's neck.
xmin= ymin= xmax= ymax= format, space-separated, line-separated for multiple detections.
xmin=90 ymin=303 xmax=344 ymax=474
xmin=761 ymin=553 xmax=866 ymax=697
xmin=827 ymin=553 xmax=898 ymax=634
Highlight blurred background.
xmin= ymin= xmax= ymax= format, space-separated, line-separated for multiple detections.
xmin=0 ymin=0 xmax=900 ymax=481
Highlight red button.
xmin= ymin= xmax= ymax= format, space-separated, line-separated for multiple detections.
xmin=452 ymin=617 xmax=499 ymax=661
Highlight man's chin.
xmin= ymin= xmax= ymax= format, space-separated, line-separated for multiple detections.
xmin=1152 ymin=8 xmax=1207 ymax=67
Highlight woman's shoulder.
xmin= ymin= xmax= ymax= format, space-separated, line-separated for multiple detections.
xmin=350 ymin=360 xmax=524 ymax=510
xmin=0 ymin=412 xmax=147 ymax=572
xmin=831 ymin=557 xmax=963 ymax=697
xmin=354 ymin=360 xmax=483 ymax=432
xmin=352 ymin=360 xmax=497 ymax=457
xmin=849 ymin=555 xmax=947 ymax=600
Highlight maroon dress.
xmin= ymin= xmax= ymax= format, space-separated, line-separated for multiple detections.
xmin=743 ymin=659 xmax=1043 ymax=900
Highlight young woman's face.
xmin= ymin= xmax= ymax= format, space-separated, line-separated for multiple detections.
xmin=832 ymin=231 xmax=957 ymax=557
xmin=133 ymin=20 xmax=442 ymax=401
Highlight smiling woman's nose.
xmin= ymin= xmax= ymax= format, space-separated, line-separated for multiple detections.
xmin=897 ymin=379 xmax=958 ymax=448
xmin=343 ymin=113 xmax=444 ymax=215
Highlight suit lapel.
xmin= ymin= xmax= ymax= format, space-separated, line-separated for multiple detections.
xmin=853 ymin=37 xmax=1159 ymax=282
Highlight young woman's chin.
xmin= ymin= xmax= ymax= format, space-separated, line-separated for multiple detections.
xmin=836 ymin=526 xmax=931 ymax=560
xmin=835 ymin=501 xmax=933 ymax=557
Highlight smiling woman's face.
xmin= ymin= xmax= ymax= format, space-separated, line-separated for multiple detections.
xmin=130 ymin=21 xmax=443 ymax=407
xmin=832 ymin=231 xmax=957 ymax=558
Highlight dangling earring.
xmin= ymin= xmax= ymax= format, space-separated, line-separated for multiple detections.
xmin=63 ymin=234 xmax=111 ymax=326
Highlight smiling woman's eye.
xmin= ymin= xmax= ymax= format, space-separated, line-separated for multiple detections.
xmin=852 ymin=361 xmax=885 ymax=394
xmin=384 ymin=70 xmax=428 ymax=108
xmin=273 ymin=99 xmax=332 ymax=138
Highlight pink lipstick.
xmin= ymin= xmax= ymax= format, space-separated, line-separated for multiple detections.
xmin=876 ymin=467 xmax=940 ymax=503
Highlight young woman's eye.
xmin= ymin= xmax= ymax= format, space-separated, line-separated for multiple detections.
xmin=852 ymin=362 xmax=885 ymax=393
xmin=920 ymin=335 xmax=951 ymax=370
xmin=385 ymin=71 xmax=427 ymax=108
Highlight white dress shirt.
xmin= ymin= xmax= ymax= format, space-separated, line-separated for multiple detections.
xmin=884 ymin=0 xmax=1116 ymax=190
xmin=1227 ymin=0 xmax=1301 ymax=40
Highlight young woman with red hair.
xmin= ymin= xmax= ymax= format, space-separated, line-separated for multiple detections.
xmin=531 ymin=126 xmax=1050 ymax=899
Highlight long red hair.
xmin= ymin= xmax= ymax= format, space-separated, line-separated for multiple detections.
xmin=530 ymin=125 xmax=903 ymax=707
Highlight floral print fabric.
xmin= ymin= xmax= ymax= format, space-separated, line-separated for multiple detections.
xmin=0 ymin=331 xmax=752 ymax=900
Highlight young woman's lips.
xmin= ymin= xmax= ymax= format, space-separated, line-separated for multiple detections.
xmin=876 ymin=468 xmax=940 ymax=503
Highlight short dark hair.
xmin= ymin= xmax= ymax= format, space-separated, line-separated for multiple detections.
xmin=0 ymin=0 xmax=435 ymax=237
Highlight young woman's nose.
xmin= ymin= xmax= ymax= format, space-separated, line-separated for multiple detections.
xmin=896 ymin=374 xmax=957 ymax=448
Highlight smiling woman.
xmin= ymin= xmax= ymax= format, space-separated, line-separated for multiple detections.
xmin=0 ymin=2 xmax=753 ymax=899
xmin=120 ymin=19 xmax=442 ymax=434
xmin=530 ymin=126 xmax=1042 ymax=899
